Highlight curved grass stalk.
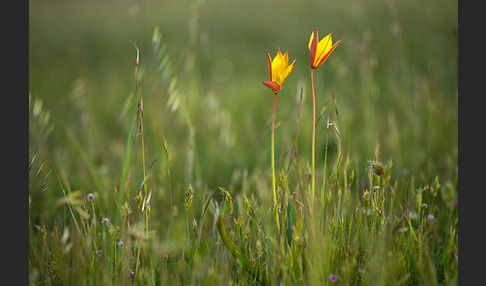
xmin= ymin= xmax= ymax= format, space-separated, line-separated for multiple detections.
xmin=216 ymin=215 xmax=268 ymax=285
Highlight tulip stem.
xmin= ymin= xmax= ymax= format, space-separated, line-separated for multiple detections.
xmin=272 ymin=92 xmax=280 ymax=234
xmin=310 ymin=68 xmax=316 ymax=215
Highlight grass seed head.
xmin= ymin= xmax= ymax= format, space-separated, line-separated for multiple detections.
xmin=135 ymin=191 xmax=143 ymax=210
xmin=431 ymin=176 xmax=440 ymax=197
xmin=256 ymin=240 xmax=263 ymax=256
xmin=192 ymin=218 xmax=198 ymax=239
xmin=244 ymin=195 xmax=250 ymax=215
xmin=219 ymin=187 xmax=233 ymax=216
xmin=185 ymin=184 xmax=194 ymax=213
xmin=348 ymin=169 xmax=355 ymax=187
xmin=363 ymin=191 xmax=371 ymax=210
xmin=278 ymin=170 xmax=289 ymax=198
xmin=226 ymin=192 xmax=233 ymax=216
xmin=368 ymin=160 xmax=384 ymax=177
xmin=121 ymin=201 xmax=132 ymax=221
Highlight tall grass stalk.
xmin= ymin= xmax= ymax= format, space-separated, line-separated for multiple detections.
xmin=162 ymin=136 xmax=174 ymax=230
xmin=320 ymin=131 xmax=329 ymax=229
xmin=116 ymin=41 xmax=140 ymax=227
xmin=65 ymin=128 xmax=106 ymax=210
xmin=129 ymin=40 xmax=156 ymax=283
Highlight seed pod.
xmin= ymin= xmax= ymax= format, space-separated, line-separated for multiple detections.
xmin=87 ymin=193 xmax=95 ymax=202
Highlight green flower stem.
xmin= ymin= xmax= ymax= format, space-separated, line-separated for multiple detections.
xmin=272 ymin=92 xmax=280 ymax=234
xmin=310 ymin=68 xmax=316 ymax=215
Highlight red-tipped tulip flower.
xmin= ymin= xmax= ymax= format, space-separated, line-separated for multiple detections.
xmin=262 ymin=48 xmax=296 ymax=94
xmin=309 ymin=28 xmax=341 ymax=69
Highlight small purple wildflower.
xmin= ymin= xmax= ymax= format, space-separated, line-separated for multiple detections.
xmin=129 ymin=271 xmax=135 ymax=276
xmin=427 ymin=214 xmax=434 ymax=220
xmin=453 ymin=198 xmax=458 ymax=205
xmin=329 ymin=274 xmax=337 ymax=283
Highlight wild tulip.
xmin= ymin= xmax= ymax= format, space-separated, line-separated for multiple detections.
xmin=309 ymin=29 xmax=341 ymax=70
xmin=262 ymin=48 xmax=296 ymax=94
xmin=262 ymin=48 xmax=295 ymax=233
xmin=308 ymin=28 xmax=340 ymax=213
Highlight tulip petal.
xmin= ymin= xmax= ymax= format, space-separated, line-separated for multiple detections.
xmin=273 ymin=48 xmax=285 ymax=82
xmin=309 ymin=29 xmax=319 ymax=66
xmin=308 ymin=30 xmax=316 ymax=50
xmin=266 ymin=51 xmax=273 ymax=81
xmin=279 ymin=60 xmax=295 ymax=86
xmin=283 ymin=49 xmax=289 ymax=65
xmin=309 ymin=29 xmax=340 ymax=69
xmin=316 ymin=40 xmax=341 ymax=68
xmin=316 ymin=33 xmax=332 ymax=64
xmin=262 ymin=80 xmax=281 ymax=93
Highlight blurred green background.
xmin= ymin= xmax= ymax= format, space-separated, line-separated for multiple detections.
xmin=29 ymin=0 xmax=457 ymax=220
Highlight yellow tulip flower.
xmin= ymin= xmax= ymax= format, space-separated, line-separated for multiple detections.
xmin=261 ymin=48 xmax=295 ymax=233
xmin=262 ymin=48 xmax=296 ymax=94
xmin=308 ymin=28 xmax=340 ymax=214
xmin=309 ymin=28 xmax=341 ymax=69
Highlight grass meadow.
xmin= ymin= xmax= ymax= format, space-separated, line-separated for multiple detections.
xmin=29 ymin=0 xmax=458 ymax=285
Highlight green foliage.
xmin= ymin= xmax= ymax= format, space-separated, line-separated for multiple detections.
xmin=29 ymin=0 xmax=457 ymax=285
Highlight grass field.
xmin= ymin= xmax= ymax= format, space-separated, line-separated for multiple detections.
xmin=29 ymin=0 xmax=458 ymax=284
